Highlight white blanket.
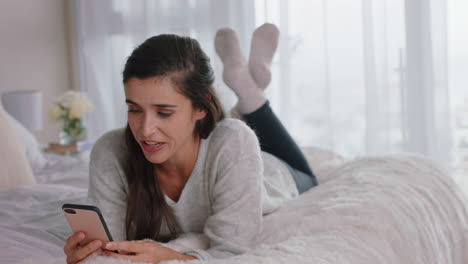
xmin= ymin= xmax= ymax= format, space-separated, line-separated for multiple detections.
xmin=5 ymin=153 xmax=468 ymax=264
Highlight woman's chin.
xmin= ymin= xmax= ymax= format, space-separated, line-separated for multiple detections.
xmin=143 ymin=152 xmax=166 ymax=164
xmin=142 ymin=149 xmax=171 ymax=165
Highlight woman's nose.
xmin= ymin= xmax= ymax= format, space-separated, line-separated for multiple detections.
xmin=141 ymin=114 xmax=158 ymax=138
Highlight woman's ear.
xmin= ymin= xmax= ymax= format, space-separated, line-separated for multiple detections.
xmin=194 ymin=108 xmax=207 ymax=121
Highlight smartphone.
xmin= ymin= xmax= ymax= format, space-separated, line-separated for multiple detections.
xmin=62 ymin=203 xmax=114 ymax=248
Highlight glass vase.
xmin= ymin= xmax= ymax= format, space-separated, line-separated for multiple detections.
xmin=58 ymin=118 xmax=86 ymax=145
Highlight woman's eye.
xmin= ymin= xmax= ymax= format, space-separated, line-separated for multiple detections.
xmin=158 ymin=112 xmax=173 ymax=117
xmin=128 ymin=109 xmax=141 ymax=113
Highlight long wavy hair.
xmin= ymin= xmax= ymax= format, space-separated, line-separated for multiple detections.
xmin=122 ymin=34 xmax=225 ymax=242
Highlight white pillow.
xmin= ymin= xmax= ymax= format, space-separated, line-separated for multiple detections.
xmin=0 ymin=103 xmax=36 ymax=191
xmin=301 ymin=146 xmax=346 ymax=184
xmin=6 ymin=113 xmax=47 ymax=170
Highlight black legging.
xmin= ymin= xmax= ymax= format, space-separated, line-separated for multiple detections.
xmin=243 ymin=101 xmax=318 ymax=188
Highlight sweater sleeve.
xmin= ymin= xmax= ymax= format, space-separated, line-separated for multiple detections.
xmin=181 ymin=120 xmax=264 ymax=260
xmin=87 ymin=129 xmax=129 ymax=241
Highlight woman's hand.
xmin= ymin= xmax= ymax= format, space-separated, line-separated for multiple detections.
xmin=64 ymin=232 xmax=103 ymax=264
xmin=103 ymin=240 xmax=196 ymax=263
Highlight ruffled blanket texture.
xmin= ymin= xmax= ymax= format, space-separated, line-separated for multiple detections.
xmin=14 ymin=154 xmax=468 ymax=264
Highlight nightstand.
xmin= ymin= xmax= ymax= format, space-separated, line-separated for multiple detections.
xmin=43 ymin=141 xmax=94 ymax=155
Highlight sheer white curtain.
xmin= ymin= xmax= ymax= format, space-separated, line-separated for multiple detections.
xmin=448 ymin=0 xmax=468 ymax=186
xmin=255 ymin=0 xmax=453 ymax=170
xmin=73 ymin=0 xmax=255 ymax=141
xmin=73 ymin=0 xmax=457 ymax=172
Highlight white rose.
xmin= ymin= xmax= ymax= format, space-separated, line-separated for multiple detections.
xmin=48 ymin=104 xmax=63 ymax=123
xmin=58 ymin=91 xmax=78 ymax=108
xmin=69 ymin=93 xmax=93 ymax=119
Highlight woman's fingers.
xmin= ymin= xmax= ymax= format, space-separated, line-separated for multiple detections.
xmin=105 ymin=240 xmax=145 ymax=253
xmin=68 ymin=240 xmax=102 ymax=264
xmin=64 ymin=232 xmax=84 ymax=255
xmin=88 ymin=248 xmax=103 ymax=258
xmin=103 ymin=250 xmax=139 ymax=261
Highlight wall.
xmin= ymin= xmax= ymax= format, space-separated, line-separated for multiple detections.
xmin=0 ymin=0 xmax=72 ymax=143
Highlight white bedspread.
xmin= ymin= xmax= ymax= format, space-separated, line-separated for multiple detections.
xmin=0 ymin=184 xmax=87 ymax=263
xmin=0 ymin=153 xmax=89 ymax=263
xmin=34 ymin=152 xmax=90 ymax=188
xmin=2 ymin=153 xmax=468 ymax=264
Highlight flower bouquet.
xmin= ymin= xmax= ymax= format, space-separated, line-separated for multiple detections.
xmin=49 ymin=91 xmax=93 ymax=145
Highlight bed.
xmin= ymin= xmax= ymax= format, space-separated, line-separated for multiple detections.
xmin=0 ymin=152 xmax=90 ymax=263
xmin=1 ymin=108 xmax=468 ymax=264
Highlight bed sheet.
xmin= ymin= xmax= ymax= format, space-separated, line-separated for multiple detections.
xmin=0 ymin=184 xmax=87 ymax=263
xmin=1 ymin=152 xmax=90 ymax=263
xmin=3 ymin=150 xmax=468 ymax=264
xmin=33 ymin=152 xmax=90 ymax=188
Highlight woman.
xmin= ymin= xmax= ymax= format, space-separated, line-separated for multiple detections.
xmin=64 ymin=23 xmax=317 ymax=263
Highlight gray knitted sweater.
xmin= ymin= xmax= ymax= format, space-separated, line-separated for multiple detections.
xmin=87 ymin=118 xmax=298 ymax=260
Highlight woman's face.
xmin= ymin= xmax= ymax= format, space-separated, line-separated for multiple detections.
xmin=125 ymin=76 xmax=207 ymax=165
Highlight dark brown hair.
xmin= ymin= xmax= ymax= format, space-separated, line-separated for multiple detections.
xmin=122 ymin=34 xmax=225 ymax=241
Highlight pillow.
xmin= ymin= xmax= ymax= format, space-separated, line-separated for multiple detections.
xmin=0 ymin=102 xmax=36 ymax=191
xmin=6 ymin=113 xmax=47 ymax=170
xmin=301 ymin=146 xmax=346 ymax=184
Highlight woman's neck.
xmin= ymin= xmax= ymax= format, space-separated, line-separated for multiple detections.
xmin=156 ymin=135 xmax=201 ymax=184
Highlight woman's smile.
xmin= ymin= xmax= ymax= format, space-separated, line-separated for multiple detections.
xmin=141 ymin=140 xmax=166 ymax=153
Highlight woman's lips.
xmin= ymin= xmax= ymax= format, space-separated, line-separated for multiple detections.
xmin=141 ymin=141 xmax=166 ymax=153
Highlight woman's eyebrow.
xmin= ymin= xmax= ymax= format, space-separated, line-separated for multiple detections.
xmin=125 ymin=99 xmax=176 ymax=108
xmin=125 ymin=99 xmax=138 ymax=105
